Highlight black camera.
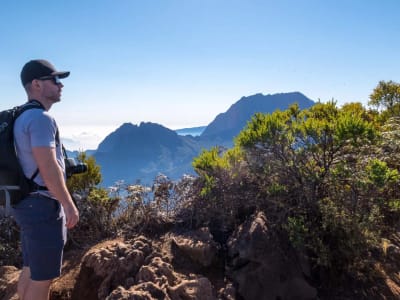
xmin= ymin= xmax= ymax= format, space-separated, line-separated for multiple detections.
xmin=62 ymin=146 xmax=88 ymax=178
xmin=65 ymin=158 xmax=88 ymax=178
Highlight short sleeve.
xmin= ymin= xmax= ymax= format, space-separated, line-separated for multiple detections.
xmin=27 ymin=110 xmax=57 ymax=148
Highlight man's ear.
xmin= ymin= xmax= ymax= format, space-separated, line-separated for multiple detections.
xmin=30 ymin=79 xmax=44 ymax=91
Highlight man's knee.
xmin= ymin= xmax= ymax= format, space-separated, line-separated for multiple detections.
xmin=30 ymin=278 xmax=53 ymax=290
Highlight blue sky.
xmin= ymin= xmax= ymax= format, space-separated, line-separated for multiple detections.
xmin=1 ymin=0 xmax=399 ymax=149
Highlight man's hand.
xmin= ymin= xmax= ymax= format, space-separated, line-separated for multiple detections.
xmin=63 ymin=201 xmax=79 ymax=228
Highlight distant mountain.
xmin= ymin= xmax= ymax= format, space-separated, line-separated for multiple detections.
xmin=93 ymin=92 xmax=315 ymax=186
xmin=201 ymin=92 xmax=314 ymax=144
xmin=94 ymin=122 xmax=201 ymax=186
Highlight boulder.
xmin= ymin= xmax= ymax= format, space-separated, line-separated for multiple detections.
xmin=72 ymin=234 xmax=217 ymax=300
xmin=72 ymin=236 xmax=152 ymax=300
xmin=226 ymin=211 xmax=317 ymax=300
xmin=171 ymin=227 xmax=219 ymax=267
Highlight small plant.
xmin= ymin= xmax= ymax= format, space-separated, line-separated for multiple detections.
xmin=284 ymin=216 xmax=308 ymax=249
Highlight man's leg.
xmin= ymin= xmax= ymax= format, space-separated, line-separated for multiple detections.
xmin=14 ymin=196 xmax=65 ymax=300
xmin=24 ymin=279 xmax=52 ymax=300
xmin=17 ymin=266 xmax=30 ymax=299
xmin=17 ymin=267 xmax=52 ymax=300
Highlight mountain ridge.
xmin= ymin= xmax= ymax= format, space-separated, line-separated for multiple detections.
xmin=92 ymin=92 xmax=315 ymax=186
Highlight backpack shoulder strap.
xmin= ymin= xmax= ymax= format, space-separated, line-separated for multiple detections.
xmin=15 ymin=99 xmax=45 ymax=119
xmin=14 ymin=100 xmax=46 ymax=183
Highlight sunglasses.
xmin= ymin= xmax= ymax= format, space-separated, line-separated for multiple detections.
xmin=38 ymin=75 xmax=62 ymax=85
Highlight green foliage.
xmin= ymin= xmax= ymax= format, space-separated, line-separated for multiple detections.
xmin=66 ymin=152 xmax=102 ymax=193
xmin=235 ymin=108 xmax=294 ymax=149
xmin=199 ymin=174 xmax=216 ymax=198
xmin=369 ymin=80 xmax=400 ymax=114
xmin=68 ymin=187 xmax=119 ymax=245
xmin=366 ymin=159 xmax=399 ymax=187
xmin=193 ymin=146 xmax=243 ymax=178
xmin=236 ymin=101 xmax=377 ymax=205
xmin=388 ymin=199 xmax=400 ymax=212
xmin=65 ymin=152 xmax=109 ymax=245
xmin=191 ymin=98 xmax=400 ymax=287
xmin=87 ymin=187 xmax=119 ymax=224
xmin=284 ymin=216 xmax=308 ymax=249
xmin=192 ymin=147 xmax=219 ymax=173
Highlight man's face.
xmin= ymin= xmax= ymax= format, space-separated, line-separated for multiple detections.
xmin=37 ymin=76 xmax=64 ymax=103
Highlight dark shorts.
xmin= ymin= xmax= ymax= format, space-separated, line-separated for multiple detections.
xmin=11 ymin=194 xmax=66 ymax=281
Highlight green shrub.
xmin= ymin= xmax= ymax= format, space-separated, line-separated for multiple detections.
xmin=190 ymin=100 xmax=399 ymax=285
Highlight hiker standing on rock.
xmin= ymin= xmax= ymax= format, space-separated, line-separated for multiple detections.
xmin=11 ymin=59 xmax=79 ymax=300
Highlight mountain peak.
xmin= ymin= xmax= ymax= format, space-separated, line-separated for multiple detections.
xmin=201 ymin=92 xmax=314 ymax=139
xmin=97 ymin=121 xmax=180 ymax=154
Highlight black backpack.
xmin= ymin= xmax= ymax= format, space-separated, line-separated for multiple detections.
xmin=0 ymin=101 xmax=47 ymax=215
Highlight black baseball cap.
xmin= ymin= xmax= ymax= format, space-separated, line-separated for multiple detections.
xmin=20 ymin=59 xmax=70 ymax=86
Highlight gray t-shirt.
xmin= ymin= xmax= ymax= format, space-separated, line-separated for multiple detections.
xmin=13 ymin=108 xmax=66 ymax=198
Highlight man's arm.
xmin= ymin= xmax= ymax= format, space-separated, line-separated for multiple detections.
xmin=32 ymin=146 xmax=79 ymax=229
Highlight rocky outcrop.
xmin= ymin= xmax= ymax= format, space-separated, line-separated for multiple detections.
xmin=226 ymin=211 xmax=317 ymax=300
xmin=0 ymin=212 xmax=320 ymax=300
xmin=72 ymin=235 xmax=216 ymax=300
xmin=68 ymin=212 xmax=317 ymax=299
xmin=72 ymin=237 xmax=151 ymax=299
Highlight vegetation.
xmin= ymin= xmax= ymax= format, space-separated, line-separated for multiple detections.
xmin=66 ymin=152 xmax=102 ymax=193
xmin=1 ymin=80 xmax=400 ymax=297
xmin=191 ymin=97 xmax=400 ymax=289
xmin=369 ymin=80 xmax=400 ymax=112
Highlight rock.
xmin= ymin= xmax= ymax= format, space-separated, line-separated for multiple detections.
xmin=172 ymin=227 xmax=219 ymax=267
xmin=226 ymin=211 xmax=317 ymax=300
xmin=72 ymin=237 xmax=152 ymax=300
xmin=108 ymin=254 xmax=215 ymax=299
xmin=108 ymin=279 xmax=216 ymax=300
xmin=72 ymin=234 xmax=217 ymax=300
xmin=168 ymin=277 xmax=216 ymax=300
xmin=136 ymin=256 xmax=179 ymax=287
xmin=107 ymin=282 xmax=170 ymax=300
xmin=0 ymin=266 xmax=19 ymax=300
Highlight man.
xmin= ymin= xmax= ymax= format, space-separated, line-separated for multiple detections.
xmin=11 ymin=59 xmax=79 ymax=300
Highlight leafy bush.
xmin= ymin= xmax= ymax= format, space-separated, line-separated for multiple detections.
xmin=68 ymin=187 xmax=119 ymax=246
xmin=66 ymin=151 xmax=102 ymax=193
xmin=190 ymin=100 xmax=400 ymax=285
